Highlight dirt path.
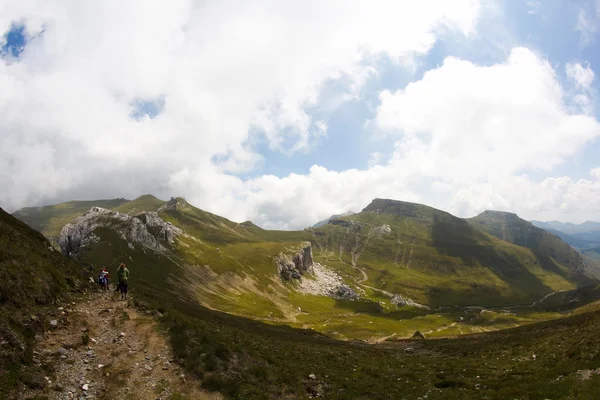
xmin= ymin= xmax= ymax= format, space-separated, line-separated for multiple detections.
xmin=22 ymin=289 xmax=222 ymax=400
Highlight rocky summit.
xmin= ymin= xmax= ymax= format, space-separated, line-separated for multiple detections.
xmin=59 ymin=206 xmax=181 ymax=256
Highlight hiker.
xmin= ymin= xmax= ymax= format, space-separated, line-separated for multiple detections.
xmin=98 ymin=266 xmax=110 ymax=293
xmin=117 ymin=263 xmax=130 ymax=301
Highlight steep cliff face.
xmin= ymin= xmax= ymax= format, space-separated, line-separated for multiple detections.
xmin=59 ymin=207 xmax=182 ymax=256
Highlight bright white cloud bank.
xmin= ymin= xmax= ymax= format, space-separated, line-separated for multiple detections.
xmin=1 ymin=1 xmax=600 ymax=229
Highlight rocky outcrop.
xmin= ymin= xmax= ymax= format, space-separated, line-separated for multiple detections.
xmin=373 ymin=224 xmax=391 ymax=235
xmin=390 ymin=293 xmax=430 ymax=310
xmin=298 ymin=262 xmax=360 ymax=301
xmin=331 ymin=284 xmax=360 ymax=300
xmin=276 ymin=242 xmax=314 ymax=280
xmin=329 ymin=219 xmax=363 ymax=229
xmin=158 ymin=197 xmax=190 ymax=212
xmin=59 ymin=207 xmax=182 ymax=256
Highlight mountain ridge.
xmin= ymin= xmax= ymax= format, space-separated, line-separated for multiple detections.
xmin=11 ymin=195 xmax=600 ymax=339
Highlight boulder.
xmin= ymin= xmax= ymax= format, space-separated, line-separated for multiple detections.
xmin=330 ymin=284 xmax=359 ymax=300
xmin=411 ymin=331 xmax=425 ymax=339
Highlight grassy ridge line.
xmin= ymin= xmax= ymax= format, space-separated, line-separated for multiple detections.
xmin=10 ymin=194 xmax=168 ymax=244
xmin=11 ymin=198 xmax=129 ymax=243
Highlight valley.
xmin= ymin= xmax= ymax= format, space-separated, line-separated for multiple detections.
xmin=11 ymin=195 xmax=600 ymax=342
xmin=6 ymin=195 xmax=600 ymax=399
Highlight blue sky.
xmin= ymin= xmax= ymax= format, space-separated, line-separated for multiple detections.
xmin=241 ymin=0 xmax=600 ymax=181
xmin=1 ymin=1 xmax=600 ymax=228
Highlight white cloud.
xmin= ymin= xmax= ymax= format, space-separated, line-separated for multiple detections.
xmin=0 ymin=0 xmax=482 ymax=210
xmin=526 ymin=1 xmax=541 ymax=15
xmin=565 ymin=62 xmax=596 ymax=115
xmin=197 ymin=47 xmax=600 ymax=229
xmin=576 ymin=1 xmax=600 ymax=46
xmin=368 ymin=152 xmax=384 ymax=167
xmin=3 ymin=2 xmax=600 ymax=230
xmin=566 ymin=62 xmax=595 ymax=89
xmin=375 ymin=48 xmax=599 ymax=179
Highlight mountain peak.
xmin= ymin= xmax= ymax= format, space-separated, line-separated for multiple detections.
xmin=362 ymin=198 xmax=445 ymax=219
xmin=133 ymin=194 xmax=161 ymax=202
xmin=478 ymin=210 xmax=520 ymax=219
xmin=159 ymin=196 xmax=190 ymax=212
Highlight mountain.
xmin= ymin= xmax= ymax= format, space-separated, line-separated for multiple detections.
xmin=541 ymin=228 xmax=593 ymax=249
xmin=11 ymin=194 xmax=168 ymax=247
xmin=12 ymin=195 xmax=600 ymax=341
xmin=11 ymin=196 xmax=600 ymax=398
xmin=11 ymin=198 xmax=129 ymax=243
xmin=531 ymin=219 xmax=600 ymax=250
xmin=310 ymin=199 xmax=598 ymax=309
xmin=0 ymin=207 xmax=81 ymax=398
xmin=467 ymin=210 xmax=600 ymax=280
xmin=531 ymin=219 xmax=600 ymax=235
xmin=311 ymin=211 xmax=355 ymax=228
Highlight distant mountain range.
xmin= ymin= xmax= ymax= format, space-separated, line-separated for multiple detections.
xmin=531 ymin=220 xmax=600 ymax=249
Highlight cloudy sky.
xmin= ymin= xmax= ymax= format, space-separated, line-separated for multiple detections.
xmin=1 ymin=0 xmax=600 ymax=229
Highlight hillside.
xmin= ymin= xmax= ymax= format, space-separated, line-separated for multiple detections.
xmin=467 ymin=210 xmax=600 ymax=280
xmin=13 ymin=195 xmax=600 ymax=343
xmin=11 ymin=195 xmax=168 ymax=246
xmin=307 ymin=199 xmax=600 ymax=311
xmin=11 ymin=198 xmax=129 ymax=243
xmin=0 ymin=207 xmax=81 ymax=399
xmin=544 ymin=228 xmax=594 ymax=249
xmin=9 ymin=204 xmax=600 ymax=398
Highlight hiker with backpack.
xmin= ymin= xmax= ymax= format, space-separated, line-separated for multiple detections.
xmin=117 ymin=263 xmax=130 ymax=301
xmin=98 ymin=266 xmax=110 ymax=293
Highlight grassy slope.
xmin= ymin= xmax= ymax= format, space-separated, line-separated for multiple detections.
xmin=468 ymin=210 xmax=599 ymax=281
xmin=311 ymin=199 xmax=582 ymax=308
xmin=10 ymin=195 xmax=167 ymax=243
xmin=12 ymin=195 xmax=600 ymax=341
xmin=10 ymin=198 xmax=600 ymax=398
xmin=64 ymin=213 xmax=600 ymax=399
xmin=0 ymin=208 xmax=81 ymax=399
xmin=112 ymin=194 xmax=166 ymax=215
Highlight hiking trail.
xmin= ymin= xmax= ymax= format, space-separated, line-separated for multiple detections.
xmin=22 ymin=288 xmax=221 ymax=400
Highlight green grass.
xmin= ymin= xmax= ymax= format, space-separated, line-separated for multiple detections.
xmin=310 ymin=202 xmax=583 ymax=309
xmin=158 ymin=291 xmax=600 ymax=399
xmin=11 ymin=198 xmax=129 ymax=243
xmin=112 ymin=194 xmax=166 ymax=215
xmin=10 ymin=195 xmax=600 ymax=399
xmin=0 ymin=208 xmax=81 ymax=399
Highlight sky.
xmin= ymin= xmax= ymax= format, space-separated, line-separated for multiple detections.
xmin=1 ymin=0 xmax=600 ymax=229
